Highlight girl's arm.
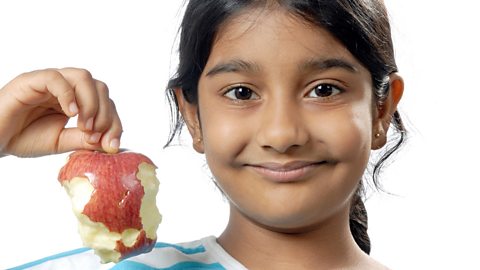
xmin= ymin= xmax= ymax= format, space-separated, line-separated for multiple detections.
xmin=0 ymin=68 xmax=122 ymax=157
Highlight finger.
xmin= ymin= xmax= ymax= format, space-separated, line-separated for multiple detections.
xmin=15 ymin=69 xmax=79 ymax=117
xmin=90 ymin=80 xmax=111 ymax=133
xmin=99 ymin=100 xmax=123 ymax=153
xmin=85 ymin=81 xmax=114 ymax=145
xmin=56 ymin=68 xmax=99 ymax=131
xmin=55 ymin=128 xmax=98 ymax=154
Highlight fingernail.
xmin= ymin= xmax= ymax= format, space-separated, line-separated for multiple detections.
xmin=85 ymin=118 xmax=94 ymax=130
xmin=88 ymin=132 xmax=102 ymax=144
xmin=110 ymin=138 xmax=120 ymax=150
xmin=69 ymin=102 xmax=79 ymax=116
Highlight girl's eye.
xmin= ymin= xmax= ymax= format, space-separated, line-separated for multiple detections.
xmin=224 ymin=86 xmax=259 ymax=100
xmin=307 ymin=83 xmax=342 ymax=99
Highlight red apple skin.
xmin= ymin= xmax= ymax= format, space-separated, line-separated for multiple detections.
xmin=59 ymin=150 xmax=155 ymax=232
xmin=58 ymin=150 xmax=158 ymax=260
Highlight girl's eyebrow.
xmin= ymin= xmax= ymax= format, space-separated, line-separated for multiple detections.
xmin=205 ymin=57 xmax=357 ymax=77
xmin=300 ymin=58 xmax=358 ymax=73
xmin=206 ymin=59 xmax=259 ymax=77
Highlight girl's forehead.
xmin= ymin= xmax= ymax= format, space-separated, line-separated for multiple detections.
xmin=210 ymin=7 xmax=363 ymax=69
xmin=215 ymin=7 xmax=313 ymax=41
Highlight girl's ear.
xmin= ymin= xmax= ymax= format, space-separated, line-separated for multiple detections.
xmin=371 ymin=73 xmax=404 ymax=150
xmin=174 ymin=88 xmax=204 ymax=153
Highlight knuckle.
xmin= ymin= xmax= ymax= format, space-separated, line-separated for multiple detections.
xmin=41 ymin=68 xmax=64 ymax=82
xmin=75 ymin=68 xmax=93 ymax=80
xmin=96 ymin=81 xmax=109 ymax=95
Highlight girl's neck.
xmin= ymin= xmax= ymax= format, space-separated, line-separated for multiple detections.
xmin=218 ymin=204 xmax=376 ymax=270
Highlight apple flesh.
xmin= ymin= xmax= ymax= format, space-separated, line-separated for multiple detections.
xmin=58 ymin=150 xmax=161 ymax=263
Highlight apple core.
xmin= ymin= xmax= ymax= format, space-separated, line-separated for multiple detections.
xmin=58 ymin=150 xmax=161 ymax=263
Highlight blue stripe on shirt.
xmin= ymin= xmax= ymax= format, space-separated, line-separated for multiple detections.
xmin=110 ymin=261 xmax=226 ymax=270
xmin=8 ymin=242 xmax=210 ymax=269
xmin=154 ymin=242 xmax=206 ymax=255
xmin=7 ymin=247 xmax=91 ymax=270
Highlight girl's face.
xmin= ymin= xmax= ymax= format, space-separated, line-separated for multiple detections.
xmin=182 ymin=8 xmax=390 ymax=231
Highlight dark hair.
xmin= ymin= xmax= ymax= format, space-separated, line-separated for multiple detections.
xmin=166 ymin=0 xmax=406 ymax=255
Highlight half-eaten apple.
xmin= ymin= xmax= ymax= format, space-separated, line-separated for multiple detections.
xmin=58 ymin=150 xmax=161 ymax=263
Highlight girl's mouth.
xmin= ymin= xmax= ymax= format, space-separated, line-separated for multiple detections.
xmin=247 ymin=161 xmax=327 ymax=183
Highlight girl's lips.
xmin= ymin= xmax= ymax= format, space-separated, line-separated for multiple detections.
xmin=248 ymin=161 xmax=326 ymax=183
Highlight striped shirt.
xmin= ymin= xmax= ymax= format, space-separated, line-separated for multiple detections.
xmin=9 ymin=236 xmax=248 ymax=270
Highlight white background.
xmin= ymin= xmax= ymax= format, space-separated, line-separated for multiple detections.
xmin=0 ymin=0 xmax=479 ymax=269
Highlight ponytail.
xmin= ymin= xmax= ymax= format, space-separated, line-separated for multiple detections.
xmin=349 ymin=193 xmax=371 ymax=254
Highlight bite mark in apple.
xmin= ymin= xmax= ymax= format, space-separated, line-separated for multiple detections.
xmin=58 ymin=150 xmax=162 ymax=263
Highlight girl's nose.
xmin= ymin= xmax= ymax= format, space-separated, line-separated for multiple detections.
xmin=255 ymin=99 xmax=309 ymax=153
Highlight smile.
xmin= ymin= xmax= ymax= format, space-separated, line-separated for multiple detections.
xmin=248 ymin=161 xmax=327 ymax=183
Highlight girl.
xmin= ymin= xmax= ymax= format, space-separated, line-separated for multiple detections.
xmin=3 ymin=0 xmax=405 ymax=269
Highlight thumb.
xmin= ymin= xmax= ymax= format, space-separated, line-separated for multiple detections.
xmin=57 ymin=128 xmax=102 ymax=153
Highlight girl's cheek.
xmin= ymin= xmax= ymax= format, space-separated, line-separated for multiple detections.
xmin=310 ymin=106 xmax=372 ymax=162
xmin=201 ymin=108 xmax=252 ymax=162
xmin=337 ymin=108 xmax=372 ymax=161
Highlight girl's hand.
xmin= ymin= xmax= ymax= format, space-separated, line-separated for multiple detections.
xmin=0 ymin=68 xmax=122 ymax=157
